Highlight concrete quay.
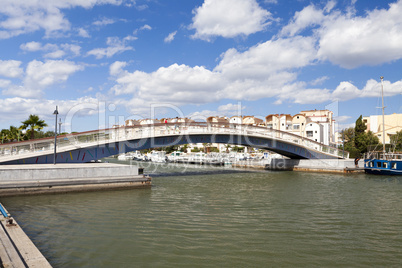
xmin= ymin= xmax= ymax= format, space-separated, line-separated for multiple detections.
xmin=233 ymin=159 xmax=364 ymax=174
xmin=0 ymin=163 xmax=151 ymax=196
xmin=0 ymin=203 xmax=52 ymax=267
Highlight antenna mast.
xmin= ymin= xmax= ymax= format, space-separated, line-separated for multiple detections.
xmin=380 ymin=76 xmax=386 ymax=154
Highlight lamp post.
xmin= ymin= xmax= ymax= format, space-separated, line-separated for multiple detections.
xmin=58 ymin=118 xmax=62 ymax=136
xmin=53 ymin=106 xmax=59 ymax=165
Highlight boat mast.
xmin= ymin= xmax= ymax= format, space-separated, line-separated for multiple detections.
xmin=380 ymin=76 xmax=386 ymax=155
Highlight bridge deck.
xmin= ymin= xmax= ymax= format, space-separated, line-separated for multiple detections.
xmin=0 ymin=123 xmax=347 ymax=164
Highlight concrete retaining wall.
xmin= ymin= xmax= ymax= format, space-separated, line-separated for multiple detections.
xmin=0 ymin=163 xmax=150 ymax=196
xmin=234 ymin=158 xmax=363 ymax=173
xmin=0 ymin=163 xmax=139 ymax=182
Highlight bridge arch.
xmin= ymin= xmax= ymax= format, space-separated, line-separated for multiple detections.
xmin=0 ymin=123 xmax=346 ymax=164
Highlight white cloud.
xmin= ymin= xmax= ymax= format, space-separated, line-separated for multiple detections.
xmin=77 ymin=27 xmax=90 ymax=38
xmin=0 ymin=0 xmax=125 ymax=38
xmin=0 ymin=60 xmax=23 ymax=78
xmin=111 ymin=63 xmax=223 ymax=113
xmin=140 ymin=24 xmax=152 ymax=31
xmin=317 ymin=0 xmax=402 ymax=68
xmin=278 ymin=1 xmax=402 ymax=69
xmin=20 ymin=42 xmax=81 ymax=58
xmin=0 ymin=79 xmax=11 ymax=88
xmin=190 ymin=0 xmax=273 ymax=41
xmin=310 ymin=76 xmax=329 ymax=86
xmin=280 ymin=4 xmax=326 ymax=37
xmin=93 ymin=17 xmax=115 ymax=26
xmin=0 ymin=96 xmax=101 ymax=127
xmin=1 ymin=60 xmax=86 ymax=98
xmin=215 ymin=36 xmax=317 ymax=77
xmin=164 ymin=31 xmax=177 ymax=43
xmin=109 ymin=61 xmax=128 ymax=77
xmin=20 ymin=41 xmax=42 ymax=51
xmin=187 ymin=103 xmax=246 ymax=121
xmin=87 ymin=36 xmax=134 ymax=59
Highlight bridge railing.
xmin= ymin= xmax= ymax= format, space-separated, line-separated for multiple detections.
xmin=0 ymin=122 xmax=348 ymax=160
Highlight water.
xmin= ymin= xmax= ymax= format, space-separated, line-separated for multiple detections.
xmin=1 ymin=161 xmax=402 ymax=267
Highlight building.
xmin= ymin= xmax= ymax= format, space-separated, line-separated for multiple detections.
xmin=362 ymin=113 xmax=402 ymax=144
xmin=265 ymin=109 xmax=335 ymax=146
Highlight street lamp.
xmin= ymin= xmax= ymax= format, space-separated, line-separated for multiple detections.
xmin=53 ymin=106 xmax=58 ymax=165
xmin=58 ymin=118 xmax=62 ymax=136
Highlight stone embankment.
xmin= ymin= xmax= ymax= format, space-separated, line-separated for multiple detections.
xmin=0 ymin=163 xmax=151 ymax=196
xmin=232 ymin=159 xmax=364 ymax=173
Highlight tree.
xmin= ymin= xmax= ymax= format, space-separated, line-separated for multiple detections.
xmin=21 ymin=115 xmax=48 ymax=140
xmin=342 ymin=115 xmax=380 ymax=158
xmin=390 ymin=130 xmax=402 ymax=150
xmin=1 ymin=129 xmax=9 ymax=143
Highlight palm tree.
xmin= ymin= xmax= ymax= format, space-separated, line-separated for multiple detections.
xmin=6 ymin=126 xmax=20 ymax=142
xmin=1 ymin=129 xmax=9 ymax=143
xmin=21 ymin=115 xmax=48 ymax=140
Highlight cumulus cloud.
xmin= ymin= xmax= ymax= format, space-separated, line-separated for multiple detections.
xmin=20 ymin=41 xmax=81 ymax=58
xmin=109 ymin=61 xmax=128 ymax=77
xmin=87 ymin=36 xmax=134 ymax=59
xmin=77 ymin=27 xmax=90 ymax=38
xmin=111 ymin=64 xmax=222 ymax=107
xmin=93 ymin=17 xmax=115 ymax=26
xmin=280 ymin=0 xmax=402 ymax=69
xmin=0 ymin=60 xmax=23 ymax=78
xmin=0 ymin=96 xmax=102 ymax=127
xmin=317 ymin=1 xmax=402 ymax=68
xmin=24 ymin=60 xmax=84 ymax=89
xmin=164 ymin=31 xmax=177 ymax=43
xmin=190 ymin=0 xmax=273 ymax=41
xmin=215 ymin=36 xmax=317 ymax=77
xmin=280 ymin=4 xmax=327 ymax=37
xmin=0 ymin=0 xmax=127 ymax=38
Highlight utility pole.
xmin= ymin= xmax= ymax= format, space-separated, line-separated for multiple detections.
xmin=53 ymin=106 xmax=59 ymax=165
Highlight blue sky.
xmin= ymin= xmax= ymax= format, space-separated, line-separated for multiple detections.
xmin=0 ymin=0 xmax=401 ymax=133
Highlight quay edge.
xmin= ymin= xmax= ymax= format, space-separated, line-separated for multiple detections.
xmin=0 ymin=202 xmax=52 ymax=267
xmin=0 ymin=163 xmax=151 ymax=197
xmin=232 ymin=159 xmax=365 ymax=174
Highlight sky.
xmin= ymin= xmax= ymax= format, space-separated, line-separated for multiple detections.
xmin=0 ymin=0 xmax=401 ymax=133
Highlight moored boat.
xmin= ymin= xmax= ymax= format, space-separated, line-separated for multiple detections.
xmin=363 ymin=76 xmax=402 ymax=176
xmin=364 ymin=152 xmax=402 ymax=175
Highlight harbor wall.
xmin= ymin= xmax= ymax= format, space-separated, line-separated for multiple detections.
xmin=0 ymin=163 xmax=151 ymax=196
xmin=233 ymin=159 xmax=363 ymax=173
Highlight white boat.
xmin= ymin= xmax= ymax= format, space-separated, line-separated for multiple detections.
xmin=148 ymin=151 xmax=166 ymax=162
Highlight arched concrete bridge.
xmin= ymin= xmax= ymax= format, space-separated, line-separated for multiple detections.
xmin=0 ymin=122 xmax=347 ymax=165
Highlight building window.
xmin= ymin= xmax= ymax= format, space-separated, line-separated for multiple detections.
xmin=307 ymin=131 xmax=313 ymax=137
xmin=267 ymin=124 xmax=273 ymax=128
xmin=297 ymin=116 xmax=299 ymax=119
xmin=282 ymin=123 xmax=284 ymax=126
xmin=315 ymin=139 xmax=317 ymax=141
xmin=310 ymin=124 xmax=313 ymax=126
xmin=315 ymin=130 xmax=317 ymax=133
xmin=293 ymin=124 xmax=300 ymax=130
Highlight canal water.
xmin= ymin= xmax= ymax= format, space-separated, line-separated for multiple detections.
xmin=1 ymin=161 xmax=402 ymax=267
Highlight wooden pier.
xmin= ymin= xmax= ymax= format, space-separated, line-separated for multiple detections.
xmin=0 ymin=203 xmax=52 ymax=267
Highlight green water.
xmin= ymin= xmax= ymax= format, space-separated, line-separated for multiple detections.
xmin=1 ymin=162 xmax=402 ymax=267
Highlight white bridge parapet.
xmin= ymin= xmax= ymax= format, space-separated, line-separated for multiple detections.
xmin=0 ymin=122 xmax=348 ymax=162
